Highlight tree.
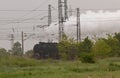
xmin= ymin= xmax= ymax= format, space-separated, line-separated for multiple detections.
xmin=92 ymin=39 xmax=111 ymax=58
xmin=77 ymin=37 xmax=94 ymax=63
xmin=114 ymin=33 xmax=120 ymax=42
xmin=0 ymin=48 xmax=8 ymax=58
xmin=25 ymin=50 xmax=33 ymax=57
xmin=12 ymin=41 xmax=22 ymax=56
xmin=78 ymin=37 xmax=93 ymax=53
xmin=77 ymin=36 xmax=93 ymax=59
xmin=102 ymin=34 xmax=120 ymax=56
xmin=58 ymin=34 xmax=78 ymax=60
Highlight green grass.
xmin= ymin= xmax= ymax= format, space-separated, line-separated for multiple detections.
xmin=0 ymin=56 xmax=120 ymax=78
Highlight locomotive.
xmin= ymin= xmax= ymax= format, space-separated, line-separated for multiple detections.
xmin=33 ymin=42 xmax=59 ymax=59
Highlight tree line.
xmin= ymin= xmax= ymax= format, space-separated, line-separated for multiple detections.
xmin=0 ymin=33 xmax=120 ymax=63
xmin=58 ymin=33 xmax=120 ymax=63
xmin=0 ymin=41 xmax=33 ymax=58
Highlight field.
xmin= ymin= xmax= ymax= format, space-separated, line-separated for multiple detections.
xmin=0 ymin=57 xmax=120 ymax=78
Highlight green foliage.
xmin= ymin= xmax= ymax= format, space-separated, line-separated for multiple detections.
xmin=77 ymin=37 xmax=93 ymax=57
xmin=92 ymin=39 xmax=111 ymax=58
xmin=58 ymin=33 xmax=120 ymax=61
xmin=102 ymin=35 xmax=120 ymax=56
xmin=0 ymin=48 xmax=8 ymax=58
xmin=0 ymin=56 xmax=39 ymax=67
xmin=0 ymin=57 xmax=120 ymax=78
xmin=58 ymin=34 xmax=78 ymax=60
xmin=12 ymin=41 xmax=22 ymax=56
xmin=80 ymin=53 xmax=95 ymax=63
xmin=81 ymin=37 xmax=93 ymax=52
xmin=25 ymin=50 xmax=33 ymax=57
xmin=114 ymin=33 xmax=120 ymax=42
xmin=108 ymin=62 xmax=120 ymax=71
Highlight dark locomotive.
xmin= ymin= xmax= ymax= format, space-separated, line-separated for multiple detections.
xmin=33 ymin=42 xmax=59 ymax=59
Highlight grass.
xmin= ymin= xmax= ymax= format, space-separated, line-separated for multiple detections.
xmin=0 ymin=56 xmax=120 ymax=78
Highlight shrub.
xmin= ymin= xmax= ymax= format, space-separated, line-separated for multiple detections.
xmin=92 ymin=39 xmax=111 ymax=58
xmin=58 ymin=34 xmax=78 ymax=60
xmin=108 ymin=62 xmax=120 ymax=71
xmin=80 ymin=53 xmax=95 ymax=63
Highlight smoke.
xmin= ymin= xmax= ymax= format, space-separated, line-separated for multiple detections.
xmin=2 ymin=10 xmax=120 ymax=51
xmin=40 ymin=10 xmax=120 ymax=42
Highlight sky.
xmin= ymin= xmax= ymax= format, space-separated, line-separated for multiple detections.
xmin=0 ymin=0 xmax=120 ymax=52
xmin=0 ymin=0 xmax=120 ymax=10
xmin=70 ymin=0 xmax=120 ymax=9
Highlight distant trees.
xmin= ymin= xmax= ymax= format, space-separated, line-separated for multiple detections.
xmin=57 ymin=33 xmax=120 ymax=63
xmin=1 ymin=41 xmax=34 ymax=57
xmin=77 ymin=37 xmax=93 ymax=56
xmin=11 ymin=41 xmax=22 ymax=56
xmin=79 ymin=37 xmax=93 ymax=53
xmin=92 ymin=39 xmax=111 ymax=58
xmin=1 ymin=32 xmax=120 ymax=63
xmin=77 ymin=37 xmax=94 ymax=63
xmin=25 ymin=50 xmax=33 ymax=57
xmin=58 ymin=35 xmax=95 ymax=62
xmin=58 ymin=34 xmax=78 ymax=60
xmin=0 ymin=48 xmax=8 ymax=58
xmin=102 ymin=35 xmax=120 ymax=56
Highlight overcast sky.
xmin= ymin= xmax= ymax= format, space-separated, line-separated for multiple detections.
xmin=0 ymin=0 xmax=120 ymax=18
xmin=0 ymin=0 xmax=120 ymax=51
xmin=70 ymin=0 xmax=120 ymax=9
xmin=0 ymin=0 xmax=120 ymax=10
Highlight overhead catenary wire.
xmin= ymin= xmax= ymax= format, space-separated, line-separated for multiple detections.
xmin=17 ymin=0 xmax=51 ymax=18
xmin=0 ymin=0 xmax=53 ymax=26
xmin=0 ymin=9 xmax=57 ymax=12
xmin=0 ymin=0 xmax=120 ymax=39
xmin=0 ymin=12 xmax=48 ymax=26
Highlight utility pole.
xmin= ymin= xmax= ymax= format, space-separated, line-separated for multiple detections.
xmin=64 ymin=0 xmax=68 ymax=20
xmin=10 ymin=34 xmax=14 ymax=49
xmin=76 ymin=8 xmax=81 ymax=42
xmin=69 ymin=5 xmax=72 ymax=17
xmin=48 ymin=4 xmax=52 ymax=26
xmin=58 ymin=0 xmax=68 ymax=42
xmin=58 ymin=0 xmax=64 ymax=42
xmin=21 ymin=31 xmax=24 ymax=56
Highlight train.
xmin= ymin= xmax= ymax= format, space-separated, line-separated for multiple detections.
xmin=33 ymin=42 xmax=59 ymax=59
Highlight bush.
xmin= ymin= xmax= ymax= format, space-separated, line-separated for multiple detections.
xmin=58 ymin=34 xmax=78 ymax=60
xmin=92 ymin=39 xmax=111 ymax=58
xmin=80 ymin=53 xmax=95 ymax=63
xmin=108 ymin=62 xmax=120 ymax=71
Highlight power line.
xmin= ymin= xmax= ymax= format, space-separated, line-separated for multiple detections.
xmin=0 ymin=0 xmax=51 ymax=26
xmin=0 ymin=12 xmax=48 ymax=26
xmin=80 ymin=8 xmax=120 ymax=10
xmin=67 ymin=8 xmax=120 ymax=11
xmin=0 ymin=9 xmax=57 ymax=12
xmin=18 ymin=0 xmax=50 ymax=18
xmin=70 ymin=19 xmax=120 ymax=22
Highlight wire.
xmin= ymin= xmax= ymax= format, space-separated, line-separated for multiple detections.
xmin=18 ymin=0 xmax=50 ymax=18
xmin=0 ymin=12 xmax=48 ymax=26
xmin=80 ymin=8 xmax=120 ymax=10
xmin=68 ymin=8 xmax=120 ymax=11
xmin=0 ymin=0 xmax=50 ymax=26
xmin=0 ymin=9 xmax=57 ymax=12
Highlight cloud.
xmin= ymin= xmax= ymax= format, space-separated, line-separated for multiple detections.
xmin=41 ymin=10 xmax=120 ymax=42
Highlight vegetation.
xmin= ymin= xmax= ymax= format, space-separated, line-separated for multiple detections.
xmin=92 ymin=39 xmax=111 ymax=58
xmin=0 ymin=33 xmax=120 ymax=78
xmin=0 ymin=48 xmax=9 ymax=58
xmin=0 ymin=56 xmax=120 ymax=78
xmin=58 ymin=33 xmax=120 ymax=62
xmin=25 ymin=50 xmax=34 ymax=57
xmin=11 ymin=41 xmax=22 ymax=56
xmin=58 ymin=34 xmax=78 ymax=60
